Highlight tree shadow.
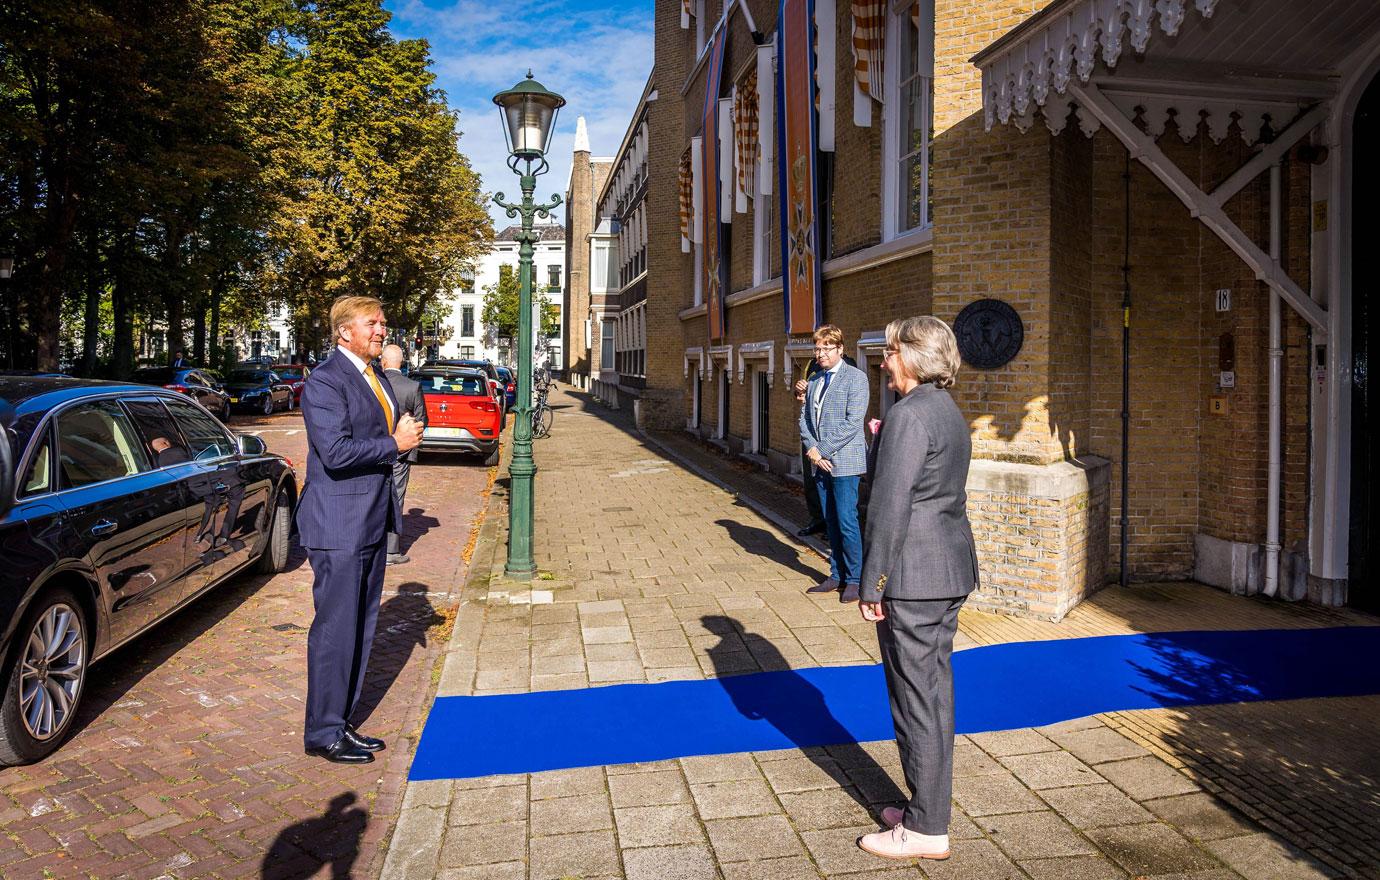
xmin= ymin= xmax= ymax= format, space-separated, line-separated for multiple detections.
xmin=713 ymin=517 xmax=822 ymax=582
xmin=700 ymin=614 xmax=903 ymax=819
xmin=260 ymin=791 xmax=367 ymax=879
xmin=350 ymin=581 xmax=445 ymax=728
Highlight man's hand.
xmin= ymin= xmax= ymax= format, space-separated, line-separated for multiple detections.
xmin=794 ymin=378 xmax=808 ymax=403
xmin=860 ymin=601 xmax=886 ymax=622
xmin=393 ymin=413 xmax=424 ymax=453
xmin=815 ymin=457 xmax=834 ymax=473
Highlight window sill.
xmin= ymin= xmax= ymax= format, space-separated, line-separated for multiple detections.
xmin=679 ymin=303 xmax=708 ymax=320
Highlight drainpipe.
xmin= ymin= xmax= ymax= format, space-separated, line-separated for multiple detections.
xmin=1265 ymin=161 xmax=1283 ymax=597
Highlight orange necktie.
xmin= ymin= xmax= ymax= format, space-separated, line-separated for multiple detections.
xmin=363 ymin=365 xmax=395 ymax=433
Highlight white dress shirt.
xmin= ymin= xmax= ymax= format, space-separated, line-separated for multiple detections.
xmin=336 ymin=345 xmax=397 ymax=421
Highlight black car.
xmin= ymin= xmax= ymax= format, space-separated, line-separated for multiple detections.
xmin=130 ymin=367 xmax=232 ymax=422
xmin=225 ymin=368 xmax=294 ymax=415
xmin=0 ymin=376 xmax=297 ymax=764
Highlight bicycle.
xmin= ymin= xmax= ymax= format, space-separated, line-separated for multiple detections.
xmin=530 ymin=385 xmax=554 ymax=439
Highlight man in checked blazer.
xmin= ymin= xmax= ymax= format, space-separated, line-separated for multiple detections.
xmin=799 ymin=324 xmax=870 ymax=603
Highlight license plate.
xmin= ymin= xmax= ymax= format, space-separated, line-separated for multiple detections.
xmin=425 ymin=427 xmax=464 ymax=438
xmin=230 ymin=397 xmax=239 ymax=403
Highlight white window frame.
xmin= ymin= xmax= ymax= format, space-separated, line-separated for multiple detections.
xmin=881 ymin=0 xmax=934 ymax=241
xmin=750 ymin=365 xmax=772 ymax=454
xmin=752 ymin=144 xmax=773 ymax=285
xmin=856 ymin=330 xmax=898 ymax=416
xmin=600 ymin=319 xmax=616 ymax=372
xmin=707 ymin=345 xmax=733 ymax=439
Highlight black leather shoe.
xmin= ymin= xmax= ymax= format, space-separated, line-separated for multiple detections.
xmin=343 ymin=725 xmax=385 ymax=752
xmin=305 ymin=736 xmax=375 ymax=764
xmin=796 ymin=521 xmax=827 ymax=537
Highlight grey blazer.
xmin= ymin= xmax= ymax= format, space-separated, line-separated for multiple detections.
xmin=384 ymin=369 xmax=427 ymax=463
xmin=859 ymin=384 xmax=979 ymax=602
xmin=798 ymin=361 xmax=870 ymax=477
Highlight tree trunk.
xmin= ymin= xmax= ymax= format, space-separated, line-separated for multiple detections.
xmin=192 ymin=299 xmax=207 ymax=366
xmin=111 ymin=252 xmax=134 ymax=379
xmin=210 ymin=289 xmax=222 ymax=371
xmin=163 ymin=224 xmax=185 ymax=360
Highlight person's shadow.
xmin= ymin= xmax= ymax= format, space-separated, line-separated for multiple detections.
xmin=700 ymin=615 xmax=904 ymax=818
xmin=260 ymin=791 xmax=367 ymax=879
xmin=714 ymin=518 xmax=823 ymax=581
xmin=399 ymin=506 xmax=441 ymax=553
xmin=349 ymin=581 xmax=446 ymax=728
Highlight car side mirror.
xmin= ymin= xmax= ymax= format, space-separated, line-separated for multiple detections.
xmin=236 ymin=434 xmax=267 ymax=457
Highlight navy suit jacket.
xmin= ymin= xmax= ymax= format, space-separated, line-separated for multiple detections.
xmin=296 ymin=351 xmax=401 ymax=551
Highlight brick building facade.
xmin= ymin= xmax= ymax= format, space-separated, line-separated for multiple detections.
xmin=638 ymin=0 xmax=1379 ymax=619
xmin=564 ymin=117 xmax=613 ymax=388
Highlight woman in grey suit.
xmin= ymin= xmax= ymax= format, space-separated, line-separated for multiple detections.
xmin=855 ymin=316 xmax=979 ymax=862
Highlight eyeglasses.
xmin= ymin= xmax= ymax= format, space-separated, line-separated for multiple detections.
xmin=882 ymin=347 xmax=899 ymax=361
xmin=813 ymin=345 xmax=839 ymax=354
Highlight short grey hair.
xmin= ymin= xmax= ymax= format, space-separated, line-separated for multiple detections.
xmin=886 ymin=316 xmax=961 ymax=389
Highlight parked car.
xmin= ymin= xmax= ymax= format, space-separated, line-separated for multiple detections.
xmin=414 ymin=368 xmax=502 ymax=465
xmin=0 ymin=376 xmax=297 ymax=764
xmin=494 ymin=366 xmax=517 ymax=410
xmin=270 ymin=364 xmax=311 ymax=405
xmin=225 ymin=369 xmax=294 ymax=415
xmin=130 ymin=367 xmax=232 ymax=422
xmin=240 ymin=355 xmax=276 ymax=366
xmin=423 ymin=359 xmax=503 ymax=406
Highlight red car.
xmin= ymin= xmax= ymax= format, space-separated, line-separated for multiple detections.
xmin=415 ymin=368 xmax=502 ymax=465
xmin=271 ymin=364 xmax=311 ymax=405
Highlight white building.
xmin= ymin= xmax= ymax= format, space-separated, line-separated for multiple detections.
xmin=430 ymin=223 xmax=566 ymax=369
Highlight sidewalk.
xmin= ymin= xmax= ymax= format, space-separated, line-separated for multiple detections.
xmin=382 ymin=388 xmax=1380 ymax=880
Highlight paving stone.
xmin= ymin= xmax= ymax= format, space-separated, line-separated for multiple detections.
xmin=921 ymin=837 xmax=1027 ymax=880
xmin=438 ymin=820 xmax=527 ymax=867
xmin=1097 ymin=758 xmax=1202 ymax=801
xmin=969 ymin=729 xmax=1058 ymax=757
xmin=950 ymin=771 xmax=1046 ymax=817
xmin=532 ymin=653 xmax=587 ymax=675
xmin=610 ymin=769 xmax=691 ymax=807
xmin=719 ymin=855 xmax=826 ymax=879
xmin=530 ymin=765 xmax=606 ymax=800
xmin=384 ymin=804 xmax=447 ymax=879
xmin=980 ymin=811 xmax=1098 ymax=860
xmin=691 ymin=779 xmax=781 ymax=819
xmin=1038 ymin=783 xmax=1155 ymax=829
xmin=623 ymin=843 xmax=720 ymax=880
xmin=1142 ymin=793 xmax=1258 ymax=841
xmin=529 ymin=830 xmax=620 ymax=880
xmin=579 ymin=599 xmax=626 ymax=615
xmin=706 ymin=814 xmax=804 ymax=862
xmin=799 ymin=826 xmax=888 ymax=876
xmin=530 ymin=792 xmax=613 ymax=834
xmin=1084 ymin=823 xmax=1222 ymax=876
xmin=447 ymin=784 xmax=528 ymax=826
xmin=778 ymin=788 xmax=875 ymax=830
xmin=583 ymin=624 xmax=635 ymax=644
xmin=1204 ymin=832 xmax=1339 ymax=879
xmin=586 ymin=641 xmax=641 ymax=661
xmin=681 ymin=753 xmax=763 ymax=784
xmin=1045 ymin=726 xmax=1152 ymax=765
xmin=999 ymin=751 xmax=1103 ymax=790
xmin=1018 ymin=854 xmax=1129 ymax=880
xmin=762 ymin=757 xmax=846 ymax=793
xmin=589 ymin=659 xmax=647 ymax=681
xmin=615 ymin=804 xmax=706 ymax=848
xmin=436 ymin=862 xmax=526 ymax=880
xmin=952 ymin=740 xmax=1005 ymax=777
xmin=1036 ymin=716 xmax=1105 ymax=735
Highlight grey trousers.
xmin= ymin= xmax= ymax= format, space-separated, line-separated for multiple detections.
xmin=876 ymin=594 xmax=966 ymax=835
xmin=386 ymin=459 xmax=411 ymax=555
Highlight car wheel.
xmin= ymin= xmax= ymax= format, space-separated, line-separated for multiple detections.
xmin=256 ymin=488 xmax=293 ymax=574
xmin=483 ymin=443 xmax=500 ymax=466
xmin=261 ymin=394 xmax=274 ymax=416
xmin=0 ymin=587 xmax=89 ymax=766
xmin=220 ymin=401 xmax=232 ymax=422
xmin=287 ymin=392 xmax=295 ymax=411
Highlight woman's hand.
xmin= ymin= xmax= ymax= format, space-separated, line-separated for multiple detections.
xmin=859 ymin=601 xmax=885 ymax=622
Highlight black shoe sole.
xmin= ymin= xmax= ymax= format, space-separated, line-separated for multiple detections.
xmin=304 ymin=747 xmax=375 ymax=764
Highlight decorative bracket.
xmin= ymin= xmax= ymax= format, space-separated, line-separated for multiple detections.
xmin=736 ymin=340 xmax=775 ymax=385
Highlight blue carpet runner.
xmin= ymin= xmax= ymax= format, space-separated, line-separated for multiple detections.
xmin=409 ymin=626 xmax=1380 ymax=781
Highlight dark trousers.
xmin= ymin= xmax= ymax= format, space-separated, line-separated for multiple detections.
xmin=801 ymin=445 xmax=824 ymax=523
xmin=386 ymin=459 xmax=411 ymax=555
xmin=304 ymin=541 xmax=386 ymax=748
xmin=815 ymin=471 xmax=862 ymax=584
xmin=877 ymin=595 xmax=965 ymax=835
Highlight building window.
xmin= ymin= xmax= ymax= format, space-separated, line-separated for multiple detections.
xmin=753 ymin=368 xmax=771 ymax=454
xmin=548 ymin=264 xmax=561 ymax=290
xmin=462 ymin=305 xmax=475 ymax=338
xmin=460 ymin=273 xmax=475 ymax=293
xmin=601 ymin=319 xmax=615 ymax=371
xmin=461 ymin=345 xmax=475 ymax=358
xmin=884 ymin=0 xmax=934 ymax=238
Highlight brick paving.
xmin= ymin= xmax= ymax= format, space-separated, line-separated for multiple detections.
xmin=0 ymin=407 xmax=494 ymax=879
xmin=383 ymin=387 xmax=1380 ymax=880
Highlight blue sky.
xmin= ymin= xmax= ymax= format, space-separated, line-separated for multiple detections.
xmin=383 ymin=0 xmax=654 ymax=230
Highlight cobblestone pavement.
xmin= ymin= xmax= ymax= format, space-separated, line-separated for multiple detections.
xmin=0 ymin=408 xmax=494 ymax=879
xmin=384 ymin=387 xmax=1380 ymax=880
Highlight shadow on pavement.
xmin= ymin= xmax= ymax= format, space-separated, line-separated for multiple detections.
xmin=351 ymin=581 xmax=445 ymax=728
xmin=261 ymin=791 xmax=367 ymax=879
xmin=701 ymin=614 xmax=902 ymax=819
xmin=400 ymin=506 xmax=441 ymax=553
xmin=714 ymin=515 xmax=822 ymax=581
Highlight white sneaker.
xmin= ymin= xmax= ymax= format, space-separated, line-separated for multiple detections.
xmin=857 ymin=823 xmax=950 ymax=861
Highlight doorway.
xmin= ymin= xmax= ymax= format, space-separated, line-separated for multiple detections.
xmin=1351 ymin=71 xmax=1379 ymax=612
xmin=717 ymin=368 xmax=730 ymax=440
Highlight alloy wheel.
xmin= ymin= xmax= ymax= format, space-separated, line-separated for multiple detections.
xmin=19 ymin=603 xmax=85 ymax=742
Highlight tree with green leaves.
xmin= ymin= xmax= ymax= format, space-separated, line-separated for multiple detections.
xmin=482 ymin=263 xmax=558 ymax=344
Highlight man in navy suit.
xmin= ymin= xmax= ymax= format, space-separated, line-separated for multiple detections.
xmin=297 ymin=295 xmax=424 ymax=763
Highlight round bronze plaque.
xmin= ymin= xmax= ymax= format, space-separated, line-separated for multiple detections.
xmin=954 ymin=299 xmax=1024 ymax=370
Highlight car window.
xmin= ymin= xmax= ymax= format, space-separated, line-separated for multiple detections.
xmin=123 ymin=398 xmax=193 ymax=467
xmin=21 ymin=432 xmax=52 ymax=497
xmin=163 ymin=398 xmax=236 ymax=461
xmin=230 ymin=370 xmax=266 ymax=383
xmin=132 ymin=367 xmax=178 ymax=384
xmin=185 ymin=372 xmax=208 ymax=388
xmin=417 ymin=374 xmax=486 ymax=396
xmin=56 ymin=400 xmax=148 ymax=490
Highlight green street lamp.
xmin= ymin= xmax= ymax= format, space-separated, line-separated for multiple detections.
xmin=493 ymin=71 xmax=564 ymax=579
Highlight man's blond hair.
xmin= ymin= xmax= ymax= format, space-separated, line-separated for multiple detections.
xmin=330 ymin=295 xmax=385 ymax=342
xmin=812 ymin=324 xmax=844 ymax=349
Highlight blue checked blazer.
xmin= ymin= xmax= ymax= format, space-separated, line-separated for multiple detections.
xmin=799 ymin=361 xmax=870 ymax=477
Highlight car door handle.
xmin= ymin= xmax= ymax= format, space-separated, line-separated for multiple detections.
xmin=90 ymin=519 xmax=117 ymax=536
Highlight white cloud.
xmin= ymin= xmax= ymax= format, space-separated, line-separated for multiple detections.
xmin=385 ymin=0 xmax=653 ymax=228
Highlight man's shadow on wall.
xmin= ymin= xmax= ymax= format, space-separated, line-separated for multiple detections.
xmin=700 ymin=615 xmax=903 ymax=817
